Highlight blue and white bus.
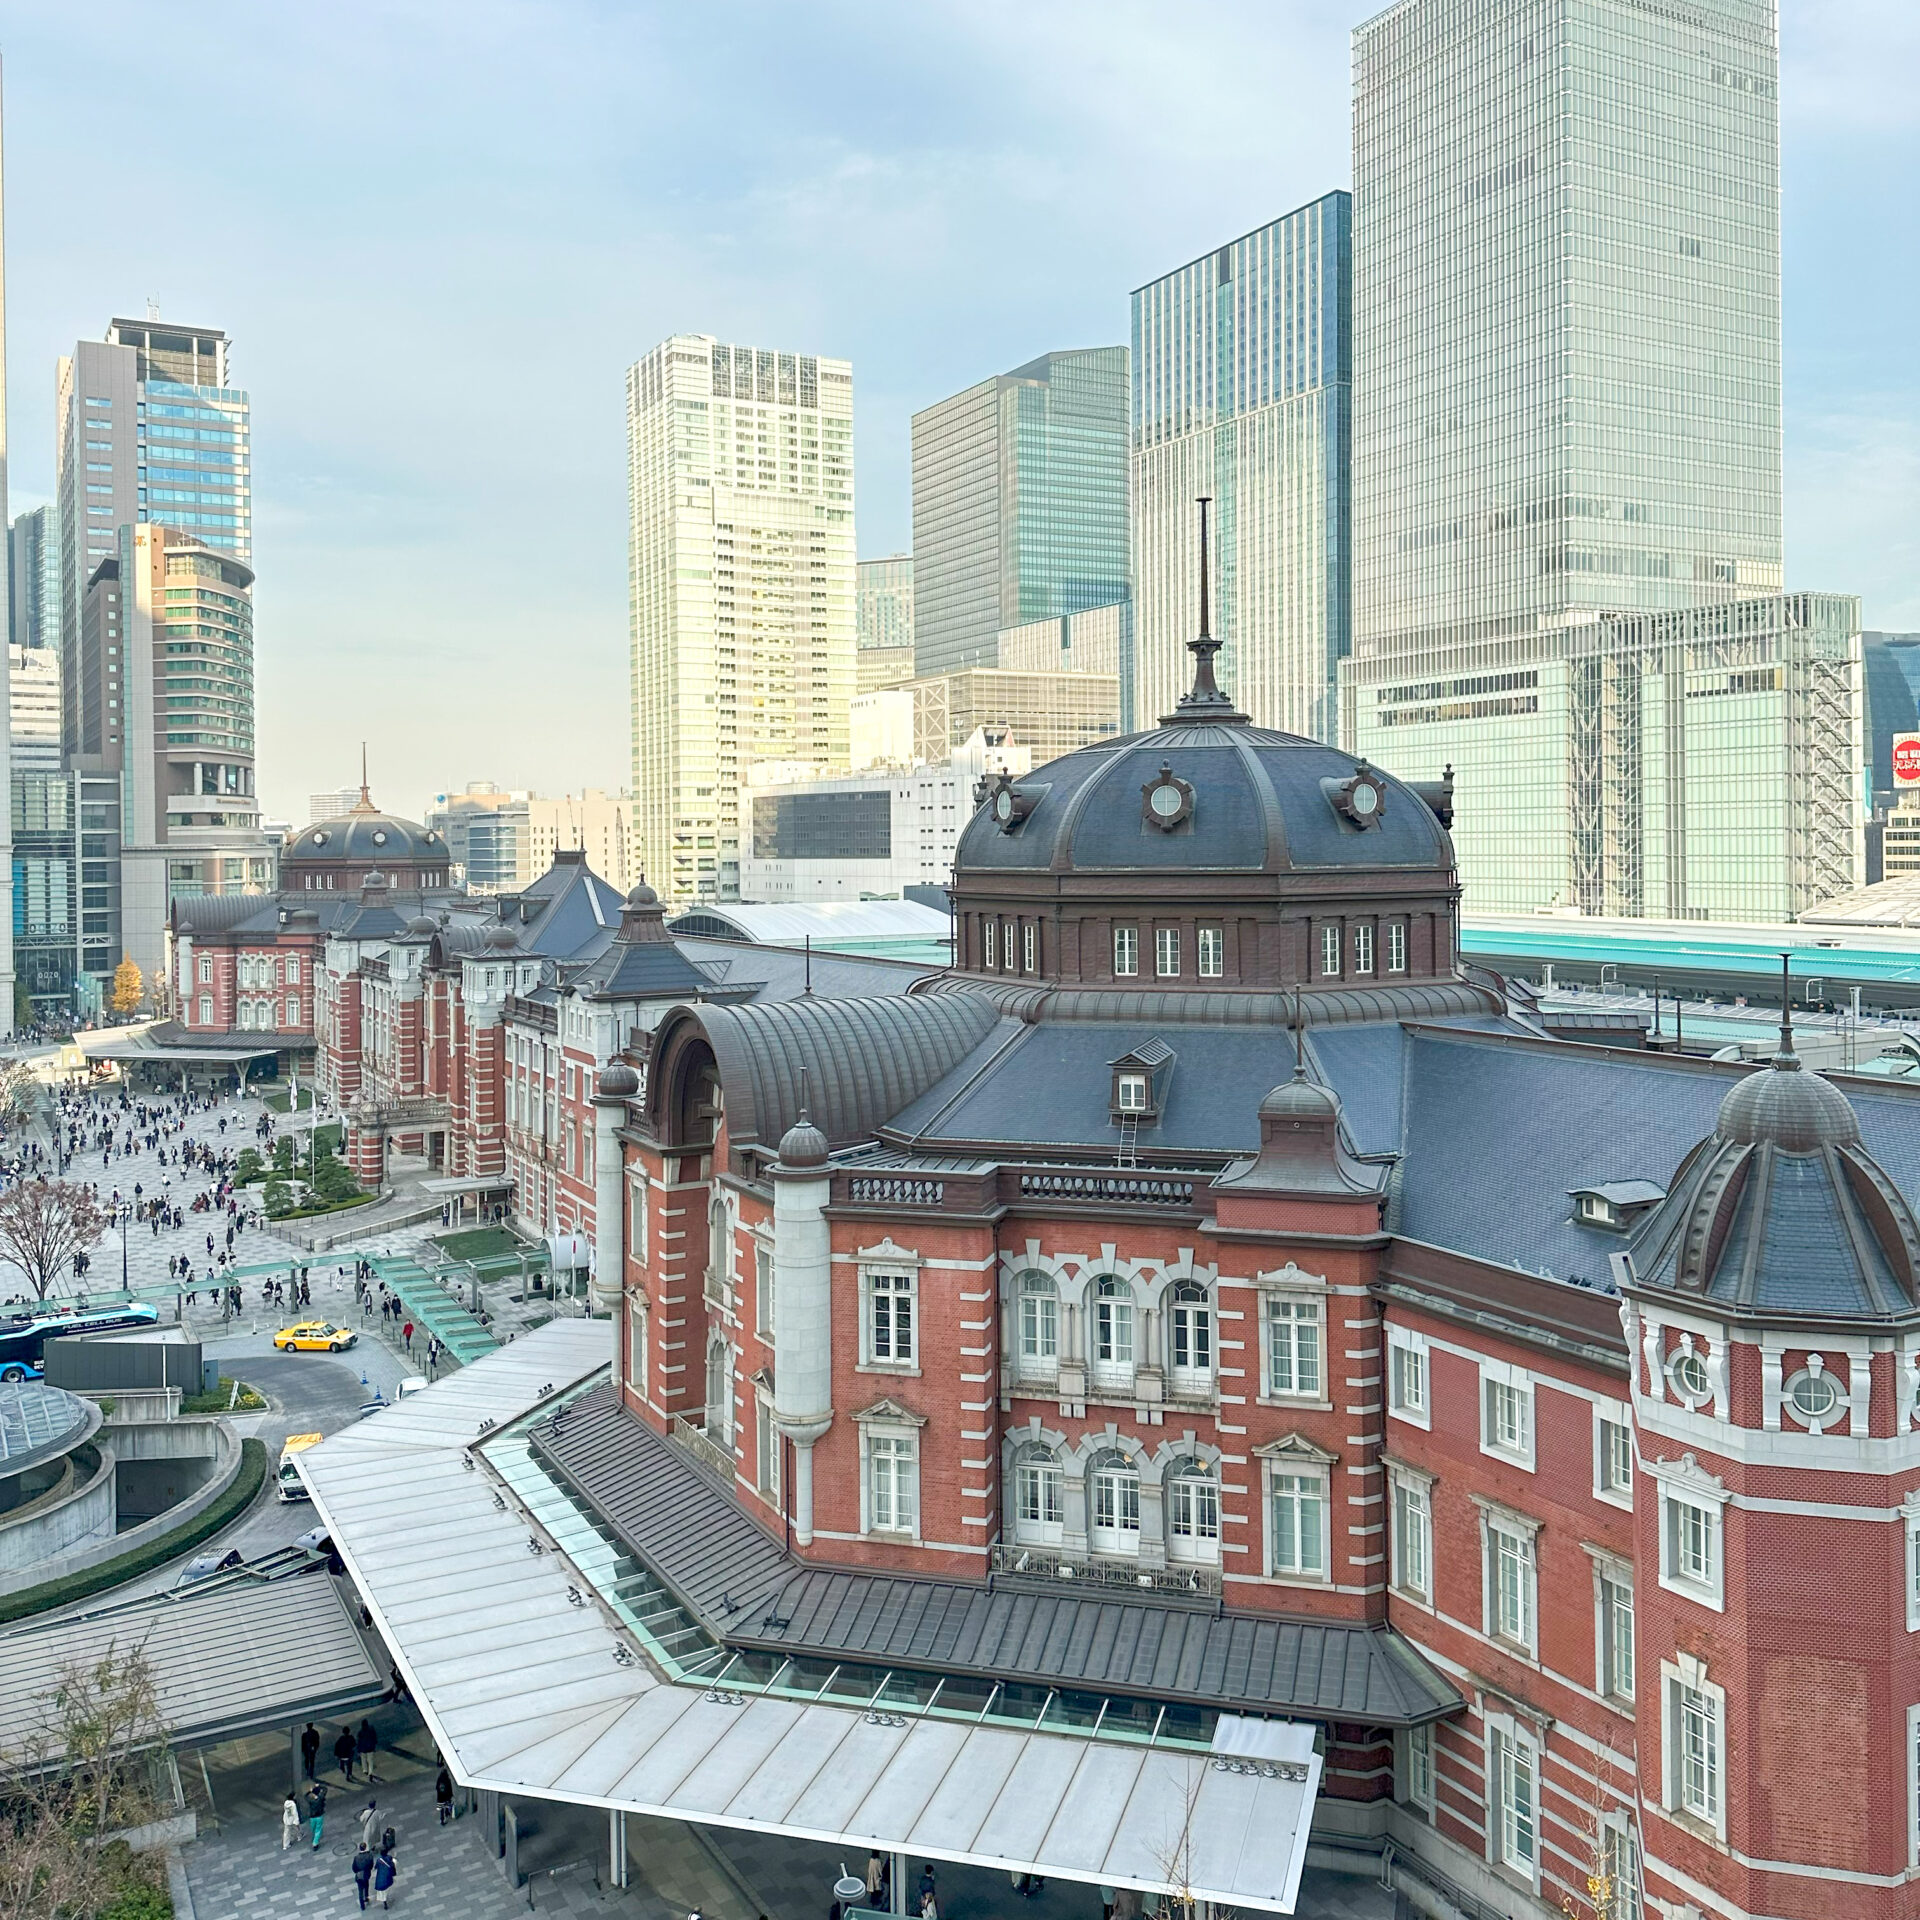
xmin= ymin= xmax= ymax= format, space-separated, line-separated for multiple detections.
xmin=0 ymin=1301 xmax=161 ymax=1381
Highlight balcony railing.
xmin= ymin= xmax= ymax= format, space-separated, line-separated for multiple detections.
xmin=671 ymin=1414 xmax=735 ymax=1484
xmin=847 ymin=1176 xmax=946 ymax=1206
xmin=989 ymin=1542 xmax=1221 ymax=1598
xmin=1018 ymin=1171 xmax=1195 ymax=1207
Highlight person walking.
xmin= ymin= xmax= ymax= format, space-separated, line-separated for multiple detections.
xmin=334 ymin=1724 xmax=357 ymax=1780
xmin=281 ymin=1793 xmax=300 ymax=1851
xmin=305 ymin=1779 xmax=327 ymax=1850
xmin=402 ymin=1319 xmax=413 ymax=1354
xmin=356 ymin=1716 xmax=380 ymax=1782
xmin=301 ymin=1721 xmax=321 ymax=1779
xmin=358 ymin=1797 xmax=381 ymax=1848
xmin=351 ymin=1841 xmax=376 ymax=1911
xmin=435 ymin=1766 xmax=454 ymax=1825
xmin=372 ymin=1845 xmax=397 ymax=1910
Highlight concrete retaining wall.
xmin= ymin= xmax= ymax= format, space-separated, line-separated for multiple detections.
xmin=0 ymin=1441 xmax=117 ymax=1574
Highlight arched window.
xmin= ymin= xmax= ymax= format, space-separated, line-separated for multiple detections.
xmin=1168 ymin=1281 xmax=1213 ymax=1393
xmin=1090 ymin=1276 xmax=1135 ymax=1390
xmin=1089 ymin=1449 xmax=1141 ymax=1556
xmin=705 ymin=1334 xmax=734 ymax=1445
xmin=705 ymin=1194 xmax=729 ymax=1306
xmin=1012 ymin=1442 xmax=1064 ymax=1545
xmin=1167 ymin=1460 xmax=1220 ymax=1566
xmin=1015 ymin=1272 xmax=1058 ymax=1376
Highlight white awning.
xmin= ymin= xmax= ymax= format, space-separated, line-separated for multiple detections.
xmin=300 ymin=1326 xmax=1323 ymax=1912
xmin=420 ymin=1175 xmax=516 ymax=1195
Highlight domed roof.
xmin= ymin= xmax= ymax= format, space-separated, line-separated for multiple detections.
xmin=625 ymin=879 xmax=660 ymax=909
xmin=954 ymin=721 xmax=1451 ymax=879
xmin=776 ymin=1113 xmax=830 ymax=1170
xmin=286 ymin=791 xmax=443 ymax=868
xmin=1716 ymin=1051 xmax=1862 ymax=1152
xmin=598 ymin=1062 xmax=640 ymax=1099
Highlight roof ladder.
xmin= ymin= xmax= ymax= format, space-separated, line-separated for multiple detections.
xmin=1115 ymin=1115 xmax=1139 ymax=1170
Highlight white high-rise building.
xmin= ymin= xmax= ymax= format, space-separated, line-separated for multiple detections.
xmin=8 ymin=645 xmax=59 ymax=772
xmin=627 ymin=335 xmax=855 ymax=905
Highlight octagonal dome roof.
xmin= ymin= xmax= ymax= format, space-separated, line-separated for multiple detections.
xmin=285 ymin=792 xmax=443 ymax=868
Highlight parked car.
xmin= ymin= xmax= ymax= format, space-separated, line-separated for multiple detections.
xmin=272 ymin=1320 xmax=357 ymax=1353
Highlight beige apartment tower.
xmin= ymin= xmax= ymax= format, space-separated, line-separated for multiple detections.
xmin=626 ymin=335 xmax=855 ymax=905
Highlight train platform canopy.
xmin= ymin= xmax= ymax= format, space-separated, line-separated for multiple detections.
xmin=300 ymin=1324 xmax=1327 ymax=1914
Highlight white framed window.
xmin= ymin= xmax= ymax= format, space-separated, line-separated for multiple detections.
xmin=1015 ymin=1270 xmax=1058 ymax=1375
xmin=1598 ymin=1566 xmax=1634 ymax=1701
xmin=755 ymin=1244 xmax=774 ymax=1340
xmin=1659 ymin=1484 xmax=1723 ymax=1609
xmin=703 ymin=1335 xmax=734 ymax=1445
xmin=1090 ymin=1276 xmax=1135 ymax=1390
xmin=1023 ymin=922 xmax=1037 ymax=973
xmin=1168 ymin=1281 xmax=1213 ymax=1394
xmin=1320 ymin=924 xmax=1340 ymax=977
xmin=865 ymin=1267 xmax=917 ymax=1367
xmin=1113 ymin=925 xmax=1138 ymax=977
xmin=1003 ymin=920 xmax=1017 ymax=970
xmin=1392 ymin=1471 xmax=1432 ymax=1602
xmin=1402 ymin=1721 xmax=1434 ymax=1813
xmin=704 ymin=1194 xmax=730 ymax=1307
xmin=198 ymin=995 xmax=213 ymax=1024
xmin=1197 ymin=926 xmax=1223 ymax=977
xmin=1167 ymin=1464 xmax=1220 ymax=1565
xmin=1664 ymin=1336 xmax=1713 ymax=1410
xmin=628 ymin=1175 xmax=648 ymax=1261
xmin=1600 ymin=1821 xmax=1641 ymax=1920
xmin=285 ymin=954 xmax=301 ymax=984
xmin=1485 ymin=1513 xmax=1538 ymax=1654
xmin=755 ymin=1390 xmax=780 ymax=1500
xmin=982 ymin=921 xmax=997 ymax=970
xmin=1663 ymin=1658 xmax=1723 ymax=1836
xmin=1114 ymin=1071 xmax=1150 ymax=1112
xmin=1910 ymin=1703 xmax=1920 ymax=1869
xmin=1264 ymin=1294 xmax=1323 ymax=1400
xmin=1354 ymin=924 xmax=1375 ymax=975
xmin=866 ymin=1430 xmax=918 ymax=1535
xmin=1595 ymin=1406 xmax=1634 ymax=1508
xmin=283 ymin=998 xmax=298 ymax=1026
xmin=1090 ymin=1457 xmax=1142 ymax=1555
xmin=1479 ymin=1360 xmax=1535 ymax=1469
xmin=1387 ymin=1326 xmax=1429 ymax=1427
xmin=1155 ymin=926 xmax=1180 ymax=977
xmin=1013 ymin=1446 xmax=1064 ymax=1544
xmin=1906 ymin=1506 xmax=1920 ymax=1632
xmin=1387 ymin=922 xmax=1408 ymax=973
xmin=1267 ymin=1464 xmax=1329 ymax=1579
xmin=198 ymin=954 xmax=212 ymax=983
xmin=626 ymin=1295 xmax=648 ymax=1392
xmin=1488 ymin=1722 xmax=1539 ymax=1879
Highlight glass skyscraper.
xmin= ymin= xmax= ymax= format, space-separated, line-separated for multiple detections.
xmin=1340 ymin=1 xmax=1828 ymax=920
xmin=910 ymin=347 xmax=1130 ymax=682
xmin=1130 ymin=193 xmax=1352 ymax=741
xmin=1350 ymin=0 xmax=1782 ymax=662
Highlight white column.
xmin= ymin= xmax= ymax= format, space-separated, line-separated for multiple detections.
xmin=772 ymin=1151 xmax=833 ymax=1546
xmin=590 ymin=1085 xmax=625 ymax=1323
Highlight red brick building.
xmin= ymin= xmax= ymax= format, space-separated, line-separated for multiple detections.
xmin=529 ymin=657 xmax=1920 ymax=1920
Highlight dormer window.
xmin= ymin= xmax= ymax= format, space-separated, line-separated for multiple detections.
xmin=1570 ymin=1181 xmax=1666 ymax=1233
xmin=1109 ymin=1041 xmax=1174 ymax=1121
xmin=1116 ymin=1072 xmax=1149 ymax=1112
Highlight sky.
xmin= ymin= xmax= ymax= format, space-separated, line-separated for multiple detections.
xmin=0 ymin=0 xmax=1913 ymax=826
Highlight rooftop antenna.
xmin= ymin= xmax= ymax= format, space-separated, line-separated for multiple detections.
xmin=1291 ymin=986 xmax=1307 ymax=1079
xmin=359 ymin=741 xmax=371 ymax=808
xmin=1651 ymin=973 xmax=1662 ymax=1044
xmin=146 ymin=297 xmax=160 ymax=321
xmin=1778 ymin=951 xmax=1796 ymax=1063
xmin=1165 ymin=497 xmax=1250 ymax=724
xmin=798 ymin=1062 xmax=812 ymax=1127
xmin=803 ymin=934 xmax=812 ymax=995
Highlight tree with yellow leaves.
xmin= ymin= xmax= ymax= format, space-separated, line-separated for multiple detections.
xmin=108 ymin=956 xmax=144 ymax=1016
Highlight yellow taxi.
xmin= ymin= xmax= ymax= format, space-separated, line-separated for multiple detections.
xmin=272 ymin=1320 xmax=359 ymax=1353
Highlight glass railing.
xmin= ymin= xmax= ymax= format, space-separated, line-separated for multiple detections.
xmin=479 ymin=1384 xmax=1228 ymax=1756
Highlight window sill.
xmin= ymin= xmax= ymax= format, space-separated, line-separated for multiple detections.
xmin=1657 ymin=1573 xmax=1724 ymax=1613
xmin=1389 ymin=1583 xmax=1433 ymax=1614
xmin=857 ymin=1360 xmax=922 ymax=1379
xmin=1387 ymin=1405 xmax=1431 ymax=1431
xmin=1253 ymin=1569 xmax=1332 ymax=1590
xmin=1478 ymin=1443 xmax=1536 ymax=1473
xmin=1658 ymin=1804 xmax=1727 ymax=1851
xmin=1594 ymin=1486 xmax=1634 ymax=1513
xmin=1258 ymin=1395 xmax=1334 ymax=1414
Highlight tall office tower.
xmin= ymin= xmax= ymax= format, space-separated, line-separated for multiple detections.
xmin=9 ymin=504 xmax=57 ymax=651
xmin=627 ymin=334 xmax=855 ymax=906
xmin=56 ymin=320 xmax=263 ymax=981
xmin=1131 ymin=195 xmax=1352 ymax=741
xmin=857 ymin=554 xmax=913 ymax=651
xmin=1344 ymin=1 xmax=1796 ymax=915
xmin=910 ymin=348 xmax=1130 ymax=687
xmin=8 ymin=645 xmax=59 ymax=772
xmin=0 ymin=65 xmax=15 ymax=1033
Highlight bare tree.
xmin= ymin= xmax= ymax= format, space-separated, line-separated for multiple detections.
xmin=0 ymin=1640 xmax=171 ymax=1918
xmin=1149 ymin=1758 xmax=1239 ymax=1920
xmin=0 ymin=1178 xmax=108 ymax=1300
xmin=0 ymin=1058 xmax=39 ymax=1124
xmin=1557 ymin=1734 xmax=1638 ymax=1920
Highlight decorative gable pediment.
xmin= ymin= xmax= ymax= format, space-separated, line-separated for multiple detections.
xmin=1251 ymin=1431 xmax=1338 ymax=1466
xmin=852 ymin=1395 xmax=927 ymax=1428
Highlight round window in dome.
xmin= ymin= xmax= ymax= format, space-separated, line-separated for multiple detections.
xmin=1139 ymin=763 xmax=1193 ymax=833
xmin=1785 ymin=1365 xmax=1841 ymax=1430
xmin=1666 ymin=1346 xmax=1711 ymax=1408
xmin=372 ymin=830 xmax=388 ymax=845
xmin=311 ymin=830 xmax=329 ymax=845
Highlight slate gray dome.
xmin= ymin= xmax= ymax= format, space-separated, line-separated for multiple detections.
xmin=285 ymin=806 xmax=442 ymax=867
xmin=1716 ymin=1054 xmax=1861 ymax=1152
xmin=954 ymin=720 xmax=1453 ymax=879
xmin=598 ymin=1062 xmax=640 ymax=1099
xmin=1259 ymin=1073 xmax=1340 ymax=1124
xmin=776 ymin=1114 xmax=830 ymax=1169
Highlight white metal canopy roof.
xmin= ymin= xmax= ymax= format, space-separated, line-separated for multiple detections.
xmin=300 ymin=1325 xmax=1323 ymax=1912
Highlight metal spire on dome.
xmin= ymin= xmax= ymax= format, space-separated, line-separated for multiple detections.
xmin=1775 ymin=951 xmax=1800 ymax=1068
xmin=1164 ymin=497 xmax=1251 ymax=725
xmin=351 ymin=742 xmax=376 ymax=815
